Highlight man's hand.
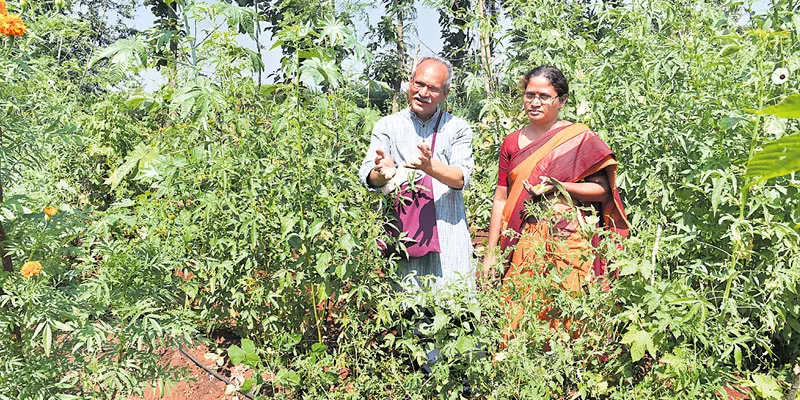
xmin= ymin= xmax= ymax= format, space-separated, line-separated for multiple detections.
xmin=369 ymin=148 xmax=396 ymax=186
xmin=375 ymin=148 xmax=394 ymax=169
xmin=403 ymin=143 xmax=433 ymax=172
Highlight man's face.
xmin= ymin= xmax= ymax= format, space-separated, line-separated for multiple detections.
xmin=407 ymin=60 xmax=449 ymax=120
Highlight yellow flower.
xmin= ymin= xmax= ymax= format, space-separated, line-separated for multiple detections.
xmin=44 ymin=206 xmax=58 ymax=217
xmin=0 ymin=13 xmax=26 ymax=37
xmin=21 ymin=261 xmax=42 ymax=278
xmin=0 ymin=0 xmax=27 ymax=38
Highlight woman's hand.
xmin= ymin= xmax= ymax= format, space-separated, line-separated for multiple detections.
xmin=522 ymin=176 xmax=556 ymax=196
xmin=477 ymin=264 xmax=498 ymax=290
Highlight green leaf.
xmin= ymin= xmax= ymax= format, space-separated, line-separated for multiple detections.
xmin=170 ymin=77 xmax=227 ymax=126
xmin=734 ymin=345 xmax=742 ymax=370
xmin=314 ymin=252 xmax=332 ymax=277
xmin=52 ymin=320 xmax=74 ymax=332
xmin=745 ymin=132 xmax=800 ymax=185
xmin=298 ymin=57 xmax=344 ymax=90
xmin=455 ymin=335 xmax=474 ymax=354
xmin=241 ymin=338 xmax=256 ymax=354
xmin=228 ymin=344 xmax=245 ymax=365
xmin=717 ymin=44 xmax=741 ymax=58
xmin=282 ymin=333 xmax=302 ymax=350
xmin=215 ymin=3 xmax=257 ymax=37
xmin=105 ymin=143 xmax=160 ymax=189
xmin=275 ymin=369 xmax=301 ymax=387
xmin=339 ymin=233 xmax=355 ymax=255
xmin=318 ymin=16 xmax=349 ymax=47
xmin=639 ymin=260 xmax=653 ymax=280
xmin=617 ymin=260 xmax=640 ymax=277
xmin=89 ymin=38 xmax=148 ymax=70
xmin=621 ymin=328 xmax=656 ymax=362
xmin=240 ymin=379 xmax=254 ymax=392
xmin=43 ymin=324 xmax=52 ymax=356
xmin=754 ymin=94 xmax=800 ymax=118
xmin=794 ymin=12 xmax=800 ymax=38
xmin=711 ymin=175 xmax=724 ymax=215
xmin=335 ymin=262 xmax=348 ymax=280
xmin=749 ymin=374 xmax=782 ymax=400
xmin=126 ymin=94 xmax=160 ymax=111
xmin=236 ymin=339 xmax=261 ymax=366
xmin=298 ymin=59 xmax=327 ymax=89
xmin=787 ymin=316 xmax=800 ymax=333
xmin=311 ymin=343 xmax=328 ymax=354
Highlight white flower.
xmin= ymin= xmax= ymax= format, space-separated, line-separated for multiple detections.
xmin=576 ymin=100 xmax=590 ymax=116
xmin=771 ymin=68 xmax=789 ymax=85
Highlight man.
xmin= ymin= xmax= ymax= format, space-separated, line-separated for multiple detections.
xmin=359 ymin=55 xmax=474 ymax=290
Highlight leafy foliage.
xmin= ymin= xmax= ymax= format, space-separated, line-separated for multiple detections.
xmin=1 ymin=0 xmax=799 ymax=398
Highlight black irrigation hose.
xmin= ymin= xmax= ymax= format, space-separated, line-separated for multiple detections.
xmin=178 ymin=347 xmax=256 ymax=400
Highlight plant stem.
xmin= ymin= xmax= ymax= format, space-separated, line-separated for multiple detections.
xmin=312 ymin=284 xmax=323 ymax=344
xmin=721 ymin=35 xmax=765 ymax=315
xmin=0 ymin=125 xmax=20 ymax=347
xmin=181 ymin=1 xmax=198 ymax=75
xmin=788 ymin=369 xmax=800 ymax=400
xmin=0 ymin=126 xmax=11 ymax=273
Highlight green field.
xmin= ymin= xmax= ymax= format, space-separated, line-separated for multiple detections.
xmin=1 ymin=0 xmax=800 ymax=398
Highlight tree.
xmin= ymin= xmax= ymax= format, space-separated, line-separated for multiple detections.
xmin=369 ymin=0 xmax=415 ymax=113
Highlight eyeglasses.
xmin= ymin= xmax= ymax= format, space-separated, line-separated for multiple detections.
xmin=411 ymin=80 xmax=444 ymax=94
xmin=524 ymin=92 xmax=559 ymax=104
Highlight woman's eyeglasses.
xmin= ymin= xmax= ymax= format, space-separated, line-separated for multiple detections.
xmin=524 ymin=92 xmax=559 ymax=104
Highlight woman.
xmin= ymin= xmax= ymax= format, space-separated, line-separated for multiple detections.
xmin=482 ymin=66 xmax=629 ymax=334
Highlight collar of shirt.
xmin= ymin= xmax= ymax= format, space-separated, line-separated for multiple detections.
xmin=407 ymin=107 xmax=441 ymax=127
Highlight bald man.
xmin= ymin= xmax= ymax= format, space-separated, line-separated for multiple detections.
xmin=359 ymin=55 xmax=475 ymax=291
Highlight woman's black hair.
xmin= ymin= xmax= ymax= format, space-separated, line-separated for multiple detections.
xmin=520 ymin=65 xmax=569 ymax=97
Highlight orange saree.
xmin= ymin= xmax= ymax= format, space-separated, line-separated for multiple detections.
xmin=499 ymin=123 xmax=629 ymax=334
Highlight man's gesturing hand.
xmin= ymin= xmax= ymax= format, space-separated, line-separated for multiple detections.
xmin=403 ymin=143 xmax=433 ymax=172
xmin=372 ymin=148 xmax=396 ymax=181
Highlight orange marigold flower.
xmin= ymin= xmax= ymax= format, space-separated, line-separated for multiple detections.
xmin=0 ymin=0 xmax=7 ymax=15
xmin=44 ymin=206 xmax=58 ymax=217
xmin=21 ymin=261 xmax=43 ymax=278
xmin=0 ymin=13 xmax=26 ymax=37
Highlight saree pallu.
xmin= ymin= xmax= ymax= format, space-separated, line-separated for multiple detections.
xmin=500 ymin=123 xmax=629 ymax=336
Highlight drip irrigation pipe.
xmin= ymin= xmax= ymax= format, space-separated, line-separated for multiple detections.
xmin=178 ymin=347 xmax=256 ymax=400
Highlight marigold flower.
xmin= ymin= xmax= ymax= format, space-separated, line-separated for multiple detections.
xmin=772 ymin=68 xmax=789 ymax=85
xmin=0 ymin=13 xmax=26 ymax=37
xmin=21 ymin=261 xmax=43 ymax=278
xmin=0 ymin=0 xmax=7 ymax=15
xmin=44 ymin=206 xmax=58 ymax=217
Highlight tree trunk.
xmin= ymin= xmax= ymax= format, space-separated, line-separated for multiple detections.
xmin=392 ymin=3 xmax=407 ymax=114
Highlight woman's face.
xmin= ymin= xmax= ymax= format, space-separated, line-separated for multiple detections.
xmin=523 ymin=75 xmax=564 ymax=125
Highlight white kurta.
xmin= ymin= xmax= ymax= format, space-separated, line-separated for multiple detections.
xmin=359 ymin=108 xmax=475 ymax=290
